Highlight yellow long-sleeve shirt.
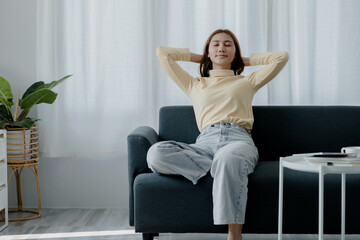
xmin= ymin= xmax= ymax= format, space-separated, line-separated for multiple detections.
xmin=156 ymin=46 xmax=289 ymax=132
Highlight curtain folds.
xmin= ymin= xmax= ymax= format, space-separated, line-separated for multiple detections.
xmin=37 ymin=0 xmax=360 ymax=157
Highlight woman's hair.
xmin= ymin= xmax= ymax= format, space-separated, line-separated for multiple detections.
xmin=200 ymin=29 xmax=244 ymax=77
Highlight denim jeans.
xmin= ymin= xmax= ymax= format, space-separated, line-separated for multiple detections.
xmin=147 ymin=122 xmax=259 ymax=225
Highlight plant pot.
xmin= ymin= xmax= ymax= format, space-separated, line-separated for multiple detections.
xmin=6 ymin=123 xmax=38 ymax=165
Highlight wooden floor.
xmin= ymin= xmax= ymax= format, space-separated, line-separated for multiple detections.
xmin=0 ymin=209 xmax=360 ymax=240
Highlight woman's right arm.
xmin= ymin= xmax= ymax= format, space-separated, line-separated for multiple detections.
xmin=190 ymin=53 xmax=203 ymax=64
xmin=156 ymin=46 xmax=195 ymax=95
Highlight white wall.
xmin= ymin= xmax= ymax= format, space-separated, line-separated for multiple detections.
xmin=16 ymin=155 xmax=128 ymax=209
xmin=0 ymin=0 xmax=36 ymax=92
xmin=1 ymin=0 xmax=128 ymax=209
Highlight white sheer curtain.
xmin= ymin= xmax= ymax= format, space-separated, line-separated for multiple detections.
xmin=37 ymin=0 xmax=360 ymax=157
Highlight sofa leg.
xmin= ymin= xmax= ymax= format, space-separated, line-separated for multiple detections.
xmin=142 ymin=233 xmax=158 ymax=240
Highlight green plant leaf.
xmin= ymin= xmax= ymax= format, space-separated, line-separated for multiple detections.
xmin=0 ymin=104 xmax=7 ymax=117
xmin=22 ymin=81 xmax=45 ymax=100
xmin=0 ymin=76 xmax=14 ymax=112
xmin=0 ymin=104 xmax=12 ymax=120
xmin=37 ymin=74 xmax=72 ymax=91
xmin=20 ymin=88 xmax=58 ymax=110
xmin=5 ymin=118 xmax=37 ymax=129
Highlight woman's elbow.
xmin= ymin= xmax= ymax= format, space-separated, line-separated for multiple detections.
xmin=280 ymin=51 xmax=289 ymax=63
xmin=156 ymin=46 xmax=169 ymax=59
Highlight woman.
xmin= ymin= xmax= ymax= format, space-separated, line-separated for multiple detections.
xmin=147 ymin=29 xmax=289 ymax=240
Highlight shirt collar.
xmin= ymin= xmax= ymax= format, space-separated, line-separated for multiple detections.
xmin=209 ymin=69 xmax=235 ymax=77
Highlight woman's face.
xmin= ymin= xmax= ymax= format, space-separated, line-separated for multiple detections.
xmin=207 ymin=32 xmax=236 ymax=70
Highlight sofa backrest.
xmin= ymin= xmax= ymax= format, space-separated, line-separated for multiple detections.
xmin=159 ymin=105 xmax=360 ymax=161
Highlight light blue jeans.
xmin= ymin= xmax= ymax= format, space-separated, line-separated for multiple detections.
xmin=147 ymin=122 xmax=258 ymax=225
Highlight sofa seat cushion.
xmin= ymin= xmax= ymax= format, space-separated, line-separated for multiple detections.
xmin=134 ymin=160 xmax=360 ymax=234
xmin=134 ymin=172 xmax=227 ymax=233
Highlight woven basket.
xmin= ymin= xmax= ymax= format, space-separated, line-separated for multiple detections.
xmin=6 ymin=122 xmax=39 ymax=165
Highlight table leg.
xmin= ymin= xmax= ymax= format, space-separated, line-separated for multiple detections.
xmin=341 ymin=173 xmax=346 ymax=240
xmin=319 ymin=166 xmax=324 ymax=240
xmin=278 ymin=158 xmax=284 ymax=240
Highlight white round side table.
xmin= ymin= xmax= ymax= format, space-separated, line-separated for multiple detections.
xmin=278 ymin=155 xmax=360 ymax=240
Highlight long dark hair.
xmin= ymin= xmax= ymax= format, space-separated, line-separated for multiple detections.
xmin=200 ymin=29 xmax=244 ymax=77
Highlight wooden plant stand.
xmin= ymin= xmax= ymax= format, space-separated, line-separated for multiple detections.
xmin=6 ymin=123 xmax=41 ymax=221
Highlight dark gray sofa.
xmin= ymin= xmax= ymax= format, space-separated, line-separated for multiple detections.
xmin=128 ymin=106 xmax=360 ymax=240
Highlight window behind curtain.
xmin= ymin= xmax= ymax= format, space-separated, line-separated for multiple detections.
xmin=37 ymin=0 xmax=360 ymax=157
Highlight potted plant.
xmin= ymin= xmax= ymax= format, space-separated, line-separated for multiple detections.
xmin=0 ymin=75 xmax=71 ymax=129
xmin=0 ymin=74 xmax=71 ymax=163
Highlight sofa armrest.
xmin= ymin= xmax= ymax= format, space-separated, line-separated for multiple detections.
xmin=127 ymin=126 xmax=159 ymax=226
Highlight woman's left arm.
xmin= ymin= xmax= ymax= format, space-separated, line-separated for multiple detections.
xmin=247 ymin=51 xmax=289 ymax=90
